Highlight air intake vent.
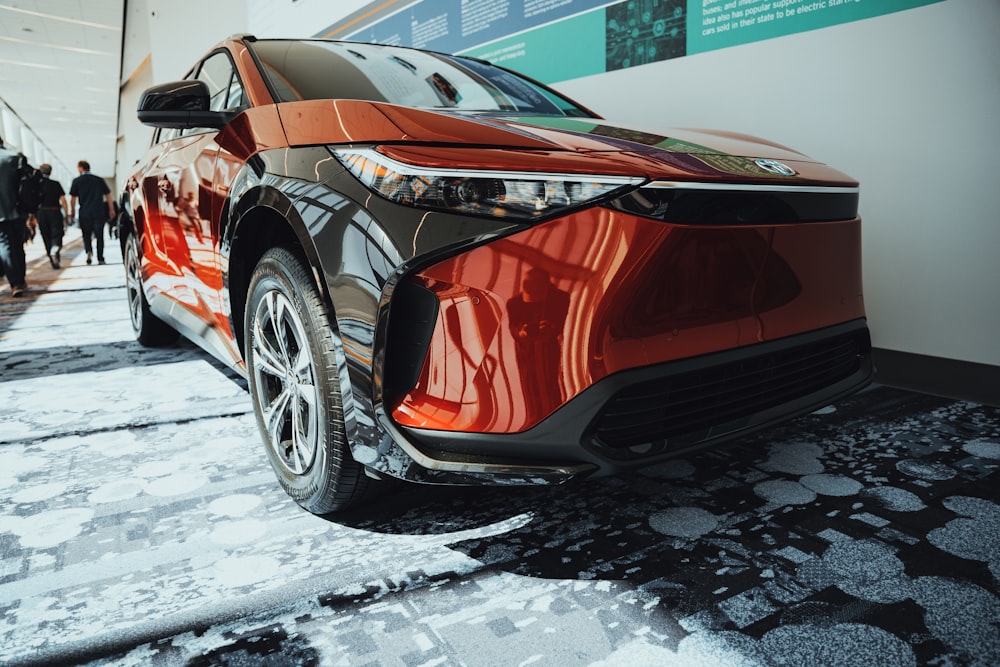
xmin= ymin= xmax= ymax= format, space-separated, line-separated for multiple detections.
xmin=383 ymin=279 xmax=439 ymax=404
xmin=592 ymin=328 xmax=870 ymax=455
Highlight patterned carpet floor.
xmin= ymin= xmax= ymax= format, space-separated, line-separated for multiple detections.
xmin=1 ymin=236 xmax=997 ymax=666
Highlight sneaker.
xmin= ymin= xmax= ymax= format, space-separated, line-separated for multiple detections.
xmin=49 ymin=253 xmax=58 ymax=269
xmin=11 ymin=284 xmax=26 ymax=297
xmin=86 ymin=252 xmax=93 ymax=265
xmin=53 ymin=246 xmax=61 ymax=264
xmin=98 ymin=259 xmax=107 ymax=265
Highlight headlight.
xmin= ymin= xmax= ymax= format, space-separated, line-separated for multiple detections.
xmin=333 ymin=147 xmax=643 ymax=220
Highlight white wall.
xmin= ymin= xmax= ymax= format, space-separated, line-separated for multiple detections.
xmin=558 ymin=0 xmax=1000 ymax=367
xmin=116 ymin=0 xmax=248 ymax=190
xmin=117 ymin=0 xmax=153 ymax=189
xmin=147 ymin=0 xmax=248 ymax=81
xmin=121 ymin=0 xmax=152 ymax=86
xmin=247 ymin=0 xmax=372 ymax=38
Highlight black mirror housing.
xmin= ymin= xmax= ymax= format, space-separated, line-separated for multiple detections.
xmin=137 ymin=80 xmax=235 ymax=129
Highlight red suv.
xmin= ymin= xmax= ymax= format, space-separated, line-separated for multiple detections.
xmin=122 ymin=35 xmax=872 ymax=514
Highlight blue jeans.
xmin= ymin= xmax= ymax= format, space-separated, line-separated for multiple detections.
xmin=0 ymin=217 xmax=27 ymax=288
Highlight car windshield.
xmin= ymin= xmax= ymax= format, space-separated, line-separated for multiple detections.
xmin=249 ymin=39 xmax=592 ymax=117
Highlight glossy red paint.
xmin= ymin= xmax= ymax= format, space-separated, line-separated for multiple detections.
xmin=391 ymin=210 xmax=864 ymax=434
xmin=128 ymin=102 xmax=287 ymax=350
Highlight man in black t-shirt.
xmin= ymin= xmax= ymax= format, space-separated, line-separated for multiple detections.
xmin=69 ymin=160 xmax=114 ymax=265
xmin=36 ymin=164 xmax=69 ymax=269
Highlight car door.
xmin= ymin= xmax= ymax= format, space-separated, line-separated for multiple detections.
xmin=138 ymin=51 xmax=247 ymax=353
xmin=182 ymin=52 xmax=247 ymax=338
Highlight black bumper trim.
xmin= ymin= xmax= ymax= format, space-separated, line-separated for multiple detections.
xmin=394 ymin=319 xmax=873 ymax=480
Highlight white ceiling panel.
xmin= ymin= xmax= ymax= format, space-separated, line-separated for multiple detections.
xmin=0 ymin=0 xmax=124 ymax=180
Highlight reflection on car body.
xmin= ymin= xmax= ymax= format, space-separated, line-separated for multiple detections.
xmin=121 ymin=35 xmax=872 ymax=514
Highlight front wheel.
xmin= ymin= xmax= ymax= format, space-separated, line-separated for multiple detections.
xmin=245 ymin=246 xmax=370 ymax=514
xmin=124 ymin=233 xmax=178 ymax=347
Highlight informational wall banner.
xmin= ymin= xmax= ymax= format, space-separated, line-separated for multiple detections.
xmin=326 ymin=1 xmax=619 ymax=53
xmin=312 ymin=0 xmax=943 ymax=83
xmin=688 ymin=0 xmax=943 ymax=54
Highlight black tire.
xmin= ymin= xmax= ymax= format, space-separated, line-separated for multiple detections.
xmin=124 ymin=233 xmax=179 ymax=347
xmin=245 ymin=246 xmax=371 ymax=514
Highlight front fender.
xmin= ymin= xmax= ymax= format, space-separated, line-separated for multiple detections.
xmin=224 ymin=146 xmax=538 ymax=483
xmin=223 ymin=149 xmax=377 ymax=466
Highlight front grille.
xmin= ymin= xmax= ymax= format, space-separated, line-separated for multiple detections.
xmin=592 ymin=328 xmax=870 ymax=454
xmin=607 ymin=186 xmax=859 ymax=225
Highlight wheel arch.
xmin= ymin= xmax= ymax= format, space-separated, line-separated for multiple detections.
xmin=225 ymin=184 xmax=339 ymax=363
xmin=117 ymin=190 xmax=142 ymax=246
xmin=117 ymin=191 xmax=134 ymax=249
xmin=228 ymin=183 xmax=380 ymax=489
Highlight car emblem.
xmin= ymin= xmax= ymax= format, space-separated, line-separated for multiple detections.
xmin=754 ymin=158 xmax=797 ymax=176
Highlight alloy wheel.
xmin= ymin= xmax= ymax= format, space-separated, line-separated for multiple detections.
xmin=250 ymin=290 xmax=321 ymax=476
xmin=125 ymin=237 xmax=144 ymax=333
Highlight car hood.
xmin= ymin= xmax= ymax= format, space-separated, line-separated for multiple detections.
xmin=277 ymin=100 xmax=857 ymax=186
xmin=467 ymin=114 xmax=811 ymax=160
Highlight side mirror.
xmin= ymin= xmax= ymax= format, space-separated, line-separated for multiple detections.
xmin=137 ymin=80 xmax=237 ymax=129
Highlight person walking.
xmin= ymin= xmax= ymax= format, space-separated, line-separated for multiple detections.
xmin=69 ymin=160 xmax=114 ymax=265
xmin=0 ymin=135 xmax=29 ymax=297
xmin=36 ymin=164 xmax=69 ymax=269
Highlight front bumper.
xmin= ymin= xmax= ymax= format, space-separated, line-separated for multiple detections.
xmin=380 ymin=319 xmax=872 ymax=482
xmin=390 ymin=205 xmax=865 ymax=429
xmin=360 ymin=202 xmax=869 ymax=484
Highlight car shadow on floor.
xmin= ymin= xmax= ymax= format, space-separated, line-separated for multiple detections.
xmin=0 ymin=337 xmax=246 ymax=387
xmin=329 ymin=387 xmax=1000 ymax=664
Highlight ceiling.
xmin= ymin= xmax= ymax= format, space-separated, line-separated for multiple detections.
xmin=0 ymin=0 xmax=125 ymax=183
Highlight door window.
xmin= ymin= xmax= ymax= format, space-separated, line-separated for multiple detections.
xmin=197 ymin=52 xmax=245 ymax=112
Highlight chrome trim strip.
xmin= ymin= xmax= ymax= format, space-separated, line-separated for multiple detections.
xmin=645 ymin=181 xmax=860 ymax=194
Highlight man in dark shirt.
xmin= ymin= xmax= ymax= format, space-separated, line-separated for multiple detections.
xmin=69 ymin=160 xmax=114 ymax=265
xmin=36 ymin=164 xmax=69 ymax=269
xmin=0 ymin=135 xmax=29 ymax=296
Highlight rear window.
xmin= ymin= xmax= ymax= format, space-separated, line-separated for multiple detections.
xmin=249 ymin=40 xmax=592 ymax=117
